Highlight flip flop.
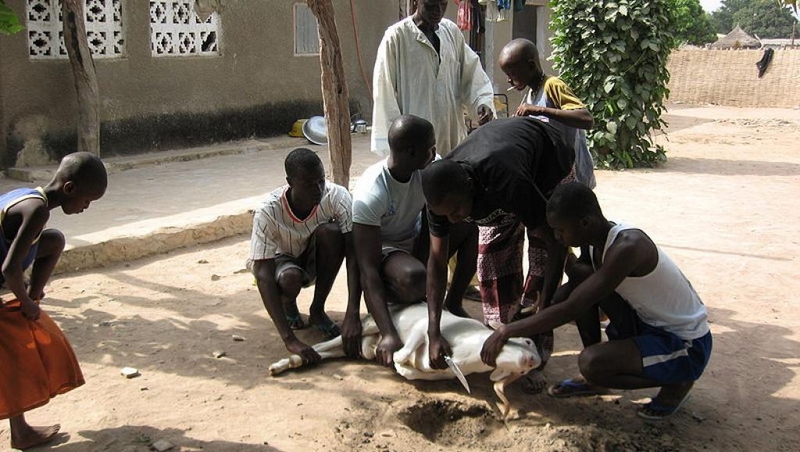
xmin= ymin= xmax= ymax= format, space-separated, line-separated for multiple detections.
xmin=463 ymin=286 xmax=482 ymax=302
xmin=312 ymin=318 xmax=341 ymax=340
xmin=637 ymin=394 xmax=692 ymax=421
xmin=547 ymin=378 xmax=604 ymax=398
xmin=285 ymin=314 xmax=305 ymax=330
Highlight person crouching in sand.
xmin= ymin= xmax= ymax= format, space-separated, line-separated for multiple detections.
xmin=0 ymin=152 xmax=107 ymax=449
xmin=481 ymin=182 xmax=712 ymax=420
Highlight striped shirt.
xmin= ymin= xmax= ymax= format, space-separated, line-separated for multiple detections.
xmin=249 ymin=182 xmax=353 ymax=260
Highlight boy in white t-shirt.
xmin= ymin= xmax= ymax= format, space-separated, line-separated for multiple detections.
xmin=249 ymin=148 xmax=362 ymax=364
xmin=352 ymin=115 xmax=477 ymax=368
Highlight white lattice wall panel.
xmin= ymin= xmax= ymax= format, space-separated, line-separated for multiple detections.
xmin=149 ymin=1 xmax=220 ymax=57
xmin=26 ymin=0 xmax=125 ymax=59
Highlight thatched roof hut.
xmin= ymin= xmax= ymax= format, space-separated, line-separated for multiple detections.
xmin=710 ymin=26 xmax=761 ymax=49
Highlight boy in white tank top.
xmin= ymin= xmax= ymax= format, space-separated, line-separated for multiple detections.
xmin=480 ymin=182 xmax=712 ymax=421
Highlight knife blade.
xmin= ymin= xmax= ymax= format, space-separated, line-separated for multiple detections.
xmin=444 ymin=355 xmax=470 ymax=394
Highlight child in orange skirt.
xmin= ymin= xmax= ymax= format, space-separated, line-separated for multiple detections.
xmin=0 ymin=152 xmax=106 ymax=450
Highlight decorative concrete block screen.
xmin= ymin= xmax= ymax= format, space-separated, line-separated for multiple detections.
xmin=27 ymin=0 xmax=125 ymax=59
xmin=150 ymin=0 xmax=220 ymax=57
xmin=667 ymin=49 xmax=800 ymax=108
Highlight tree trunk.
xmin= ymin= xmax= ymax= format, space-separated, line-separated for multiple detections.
xmin=62 ymin=0 xmax=99 ymax=156
xmin=306 ymin=0 xmax=351 ymax=187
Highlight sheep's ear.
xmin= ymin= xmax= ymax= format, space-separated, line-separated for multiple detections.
xmin=489 ymin=368 xmax=512 ymax=382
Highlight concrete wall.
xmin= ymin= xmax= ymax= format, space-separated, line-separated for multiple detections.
xmin=667 ymin=48 xmax=800 ymax=108
xmin=0 ymin=0 xmax=395 ymax=166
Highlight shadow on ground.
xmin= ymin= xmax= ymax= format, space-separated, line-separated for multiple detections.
xmin=43 ymin=425 xmax=285 ymax=451
xmin=661 ymin=157 xmax=800 ymax=177
xmin=661 ymin=113 xmax=716 ymax=134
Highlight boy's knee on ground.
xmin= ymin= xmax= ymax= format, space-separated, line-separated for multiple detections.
xmin=277 ymin=268 xmax=304 ymax=298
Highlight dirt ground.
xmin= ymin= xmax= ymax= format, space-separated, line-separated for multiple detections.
xmin=1 ymin=104 xmax=799 ymax=452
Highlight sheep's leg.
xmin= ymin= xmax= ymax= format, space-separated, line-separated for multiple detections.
xmin=268 ymin=336 xmax=345 ymax=376
xmin=392 ymin=322 xmax=427 ymax=365
xmin=493 ymin=373 xmax=524 ymax=422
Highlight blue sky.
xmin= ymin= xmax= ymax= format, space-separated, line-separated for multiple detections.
xmin=700 ymin=0 xmax=722 ymax=12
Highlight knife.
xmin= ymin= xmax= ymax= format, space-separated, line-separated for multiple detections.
xmin=444 ymin=355 xmax=470 ymax=394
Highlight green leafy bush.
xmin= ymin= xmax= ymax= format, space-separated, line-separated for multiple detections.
xmin=551 ymin=0 xmax=673 ymax=169
xmin=0 ymin=0 xmax=24 ymax=35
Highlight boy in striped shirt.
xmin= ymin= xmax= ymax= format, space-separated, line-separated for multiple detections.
xmin=249 ymin=148 xmax=361 ymax=364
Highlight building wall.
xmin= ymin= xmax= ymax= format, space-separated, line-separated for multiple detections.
xmin=0 ymin=0 xmax=395 ymax=166
xmin=667 ymin=49 xmax=800 ymax=107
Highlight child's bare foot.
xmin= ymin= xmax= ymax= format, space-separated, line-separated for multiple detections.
xmin=10 ymin=422 xmax=60 ymax=450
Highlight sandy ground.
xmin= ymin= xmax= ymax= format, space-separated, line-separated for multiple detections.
xmin=1 ymin=105 xmax=799 ymax=452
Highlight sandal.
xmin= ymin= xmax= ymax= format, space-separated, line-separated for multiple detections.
xmin=312 ymin=318 xmax=341 ymax=340
xmin=285 ymin=313 xmax=305 ymax=330
xmin=463 ymin=286 xmax=482 ymax=302
xmin=637 ymin=394 xmax=692 ymax=421
xmin=547 ymin=378 xmax=605 ymax=398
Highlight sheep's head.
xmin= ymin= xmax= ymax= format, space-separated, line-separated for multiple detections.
xmin=488 ymin=337 xmax=541 ymax=421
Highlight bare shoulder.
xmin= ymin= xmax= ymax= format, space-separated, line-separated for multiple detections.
xmin=607 ymin=229 xmax=658 ymax=275
xmin=9 ymin=196 xmax=50 ymax=223
xmin=2 ymin=197 xmax=49 ymax=242
xmin=610 ymin=228 xmax=654 ymax=253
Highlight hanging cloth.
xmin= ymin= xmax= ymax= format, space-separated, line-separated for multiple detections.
xmin=514 ymin=0 xmax=525 ymax=11
xmin=756 ymin=48 xmax=774 ymax=78
xmin=486 ymin=0 xmax=499 ymax=22
xmin=486 ymin=0 xmax=509 ymax=22
xmin=497 ymin=0 xmax=510 ymax=10
xmin=456 ymin=0 xmax=472 ymax=31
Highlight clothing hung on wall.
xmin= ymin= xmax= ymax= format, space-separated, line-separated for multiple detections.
xmin=485 ymin=0 xmax=510 ymax=22
xmin=456 ymin=0 xmax=472 ymax=31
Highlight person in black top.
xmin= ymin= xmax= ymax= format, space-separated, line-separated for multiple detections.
xmin=420 ymin=116 xmax=574 ymax=372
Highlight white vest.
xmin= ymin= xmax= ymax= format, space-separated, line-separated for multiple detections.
xmin=591 ymin=223 xmax=709 ymax=340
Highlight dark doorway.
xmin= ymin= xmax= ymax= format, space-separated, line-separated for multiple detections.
xmin=512 ymin=5 xmax=537 ymax=43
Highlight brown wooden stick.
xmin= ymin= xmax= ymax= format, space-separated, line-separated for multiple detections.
xmin=306 ymin=0 xmax=352 ymax=187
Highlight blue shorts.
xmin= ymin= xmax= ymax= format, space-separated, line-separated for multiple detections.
xmin=603 ymin=298 xmax=712 ymax=385
xmin=631 ymin=324 xmax=712 ymax=384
